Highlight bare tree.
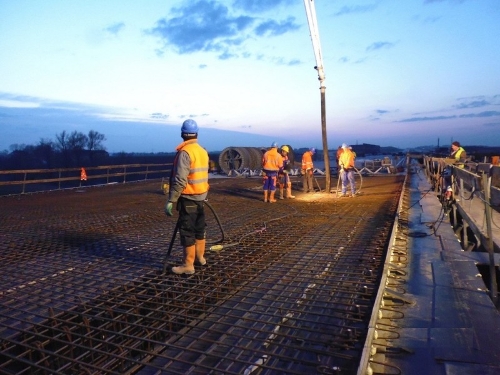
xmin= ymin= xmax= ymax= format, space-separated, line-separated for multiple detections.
xmin=55 ymin=131 xmax=71 ymax=166
xmin=86 ymin=130 xmax=106 ymax=165
xmin=87 ymin=130 xmax=106 ymax=152
xmin=55 ymin=131 xmax=69 ymax=152
xmin=67 ymin=131 xmax=88 ymax=166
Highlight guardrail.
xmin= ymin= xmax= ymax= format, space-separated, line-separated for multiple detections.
xmin=422 ymin=157 xmax=500 ymax=210
xmin=0 ymin=163 xmax=172 ymax=196
xmin=422 ymin=155 xmax=500 ymax=306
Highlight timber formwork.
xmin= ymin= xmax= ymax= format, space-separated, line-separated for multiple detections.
xmin=0 ymin=175 xmax=404 ymax=374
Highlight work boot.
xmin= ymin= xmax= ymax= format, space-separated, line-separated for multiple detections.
xmin=286 ymin=187 xmax=295 ymax=199
xmin=195 ymin=239 xmax=207 ymax=266
xmin=279 ymin=188 xmax=284 ymax=200
xmin=172 ymin=245 xmax=195 ymax=274
xmin=263 ymin=191 xmax=268 ymax=202
xmin=269 ymin=190 xmax=277 ymax=203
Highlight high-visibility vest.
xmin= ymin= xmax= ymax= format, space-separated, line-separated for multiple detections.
xmin=452 ymin=147 xmax=466 ymax=168
xmin=302 ymin=151 xmax=314 ymax=170
xmin=173 ymin=139 xmax=209 ymax=195
xmin=339 ymin=149 xmax=355 ymax=169
xmin=262 ymin=148 xmax=283 ymax=171
xmin=80 ymin=168 xmax=87 ymax=181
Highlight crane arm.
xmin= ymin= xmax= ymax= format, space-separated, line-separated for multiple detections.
xmin=303 ymin=0 xmax=325 ymax=85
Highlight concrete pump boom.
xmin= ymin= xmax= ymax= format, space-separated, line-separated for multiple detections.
xmin=303 ymin=0 xmax=331 ymax=191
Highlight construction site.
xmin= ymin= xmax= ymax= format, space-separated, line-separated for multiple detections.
xmin=1 ymin=152 xmax=500 ymax=375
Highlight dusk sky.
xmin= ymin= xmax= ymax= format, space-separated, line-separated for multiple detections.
xmin=1 ymin=0 xmax=499 ymax=153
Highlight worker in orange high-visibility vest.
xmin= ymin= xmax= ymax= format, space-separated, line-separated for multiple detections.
xmin=80 ymin=168 xmax=87 ymax=181
xmin=261 ymin=142 xmax=283 ymax=203
xmin=301 ymin=147 xmax=315 ymax=192
xmin=165 ymin=119 xmax=209 ymax=275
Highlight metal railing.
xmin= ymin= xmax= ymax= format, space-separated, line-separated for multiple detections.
xmin=0 ymin=163 xmax=173 ymax=195
xmin=423 ymin=156 xmax=499 ymax=305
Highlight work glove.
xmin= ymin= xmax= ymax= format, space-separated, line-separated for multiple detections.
xmin=165 ymin=201 xmax=174 ymax=216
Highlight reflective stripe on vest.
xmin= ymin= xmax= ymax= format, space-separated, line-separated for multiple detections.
xmin=262 ymin=148 xmax=283 ymax=171
xmin=302 ymin=151 xmax=313 ymax=170
xmin=177 ymin=140 xmax=209 ymax=195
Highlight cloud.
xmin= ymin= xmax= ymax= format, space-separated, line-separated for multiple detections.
xmin=366 ymin=41 xmax=395 ymax=52
xmin=334 ymin=4 xmax=378 ymax=17
xmin=454 ymin=95 xmax=500 ymax=109
xmin=424 ymin=0 xmax=466 ymax=4
xmin=397 ymin=110 xmax=500 ymax=123
xmin=232 ymin=0 xmax=295 ymax=13
xmin=150 ymin=113 xmax=169 ymax=119
xmin=0 ymin=103 xmax=283 ymax=153
xmin=147 ymin=0 xmax=301 ymax=61
xmin=104 ymin=22 xmax=125 ymax=36
xmin=147 ymin=1 xmax=254 ymax=55
xmin=459 ymin=111 xmax=500 ymax=118
xmin=254 ymin=17 xmax=300 ymax=37
xmin=454 ymin=100 xmax=490 ymax=109
xmin=398 ymin=115 xmax=456 ymax=122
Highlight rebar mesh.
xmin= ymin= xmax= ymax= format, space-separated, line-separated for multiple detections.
xmin=0 ymin=176 xmax=404 ymax=374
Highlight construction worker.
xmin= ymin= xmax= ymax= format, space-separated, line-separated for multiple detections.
xmin=338 ymin=143 xmax=356 ymax=197
xmin=301 ymin=147 xmax=315 ymax=192
xmin=278 ymin=145 xmax=295 ymax=199
xmin=450 ymin=141 xmax=466 ymax=168
xmin=261 ymin=142 xmax=283 ymax=203
xmin=165 ymin=119 xmax=209 ymax=275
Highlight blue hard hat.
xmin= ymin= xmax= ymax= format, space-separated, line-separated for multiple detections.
xmin=271 ymin=141 xmax=278 ymax=148
xmin=181 ymin=119 xmax=199 ymax=134
xmin=310 ymin=147 xmax=316 ymax=154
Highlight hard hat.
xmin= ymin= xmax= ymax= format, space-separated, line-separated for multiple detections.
xmin=281 ymin=145 xmax=290 ymax=153
xmin=310 ymin=147 xmax=316 ymax=154
xmin=271 ymin=141 xmax=278 ymax=148
xmin=341 ymin=143 xmax=348 ymax=149
xmin=181 ymin=119 xmax=199 ymax=134
xmin=446 ymin=186 xmax=452 ymax=192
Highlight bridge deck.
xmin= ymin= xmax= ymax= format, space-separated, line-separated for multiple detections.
xmin=1 ymin=172 xmax=499 ymax=375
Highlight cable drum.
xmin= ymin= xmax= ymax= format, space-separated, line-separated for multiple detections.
xmin=246 ymin=147 xmax=265 ymax=170
xmin=218 ymin=146 xmax=295 ymax=175
xmin=218 ymin=147 xmax=252 ymax=174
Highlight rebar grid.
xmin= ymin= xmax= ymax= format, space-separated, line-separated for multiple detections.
xmin=0 ymin=177 xmax=404 ymax=374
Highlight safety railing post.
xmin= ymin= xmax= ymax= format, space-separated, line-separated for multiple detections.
xmin=22 ymin=172 xmax=27 ymax=194
xmin=482 ymin=170 xmax=498 ymax=306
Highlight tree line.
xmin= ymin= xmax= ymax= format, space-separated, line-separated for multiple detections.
xmin=0 ymin=130 xmax=107 ymax=170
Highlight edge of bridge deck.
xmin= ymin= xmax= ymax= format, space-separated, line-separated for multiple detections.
xmin=359 ymin=164 xmax=500 ymax=375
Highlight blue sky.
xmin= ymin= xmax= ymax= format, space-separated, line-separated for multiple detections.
xmin=1 ymin=0 xmax=499 ymax=153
